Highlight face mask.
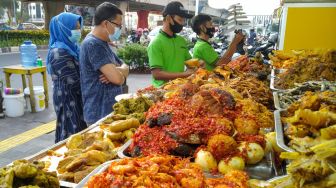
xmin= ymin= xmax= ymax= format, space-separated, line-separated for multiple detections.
xmin=109 ymin=26 xmax=122 ymax=41
xmin=107 ymin=21 xmax=122 ymax=41
xmin=170 ymin=18 xmax=183 ymax=33
xmin=205 ymin=27 xmax=216 ymax=38
xmin=69 ymin=29 xmax=81 ymax=43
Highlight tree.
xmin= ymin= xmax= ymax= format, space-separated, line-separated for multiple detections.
xmin=0 ymin=0 xmax=19 ymax=25
xmin=0 ymin=7 xmax=5 ymax=19
xmin=17 ymin=2 xmax=29 ymax=23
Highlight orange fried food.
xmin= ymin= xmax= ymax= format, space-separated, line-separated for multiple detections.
xmin=206 ymin=170 xmax=249 ymax=188
xmin=234 ymin=114 xmax=259 ymax=135
xmin=87 ymin=155 xmax=206 ymax=188
xmin=87 ymin=156 xmax=249 ymax=188
xmin=207 ymin=134 xmax=238 ymax=161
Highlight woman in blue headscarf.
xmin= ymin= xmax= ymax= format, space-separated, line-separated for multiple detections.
xmin=47 ymin=12 xmax=87 ymax=142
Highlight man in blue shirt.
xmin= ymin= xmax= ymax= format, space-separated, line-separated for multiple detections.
xmin=80 ymin=2 xmax=129 ymax=124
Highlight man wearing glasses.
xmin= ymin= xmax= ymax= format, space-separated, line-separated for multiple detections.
xmin=80 ymin=2 xmax=129 ymax=125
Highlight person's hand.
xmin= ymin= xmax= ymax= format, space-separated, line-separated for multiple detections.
xmin=99 ymin=74 xmax=110 ymax=84
xmin=184 ymin=68 xmax=195 ymax=77
xmin=199 ymin=60 xmax=206 ymax=68
xmin=120 ymin=63 xmax=129 ymax=69
xmin=108 ymin=41 xmax=117 ymax=47
xmin=233 ymin=32 xmax=244 ymax=45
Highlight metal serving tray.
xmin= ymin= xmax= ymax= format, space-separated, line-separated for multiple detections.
xmin=273 ymin=92 xmax=282 ymax=110
xmin=75 ymin=160 xmax=118 ymax=188
xmin=274 ymin=110 xmax=295 ymax=152
xmin=270 ymin=69 xmax=286 ymax=91
xmin=22 ymin=113 xmax=114 ymax=188
xmin=76 ymin=153 xmax=285 ymax=188
xmin=117 ymin=139 xmax=286 ymax=180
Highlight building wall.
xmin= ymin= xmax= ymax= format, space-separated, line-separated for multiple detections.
xmin=28 ymin=3 xmax=44 ymax=22
xmin=134 ymin=0 xmax=223 ymax=17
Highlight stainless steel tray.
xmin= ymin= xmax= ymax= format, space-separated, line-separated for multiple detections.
xmin=273 ymin=92 xmax=283 ymax=110
xmin=117 ymin=139 xmax=132 ymax=159
xmin=23 ymin=113 xmax=114 ymax=188
xmin=267 ymin=175 xmax=288 ymax=182
xmin=75 ymin=160 xmax=117 ymax=188
xmin=274 ymin=110 xmax=295 ymax=152
xmin=117 ymin=139 xmax=285 ymax=180
xmin=270 ymin=69 xmax=281 ymax=91
xmin=273 ymin=81 xmax=336 ymax=111
xmin=271 ymin=68 xmax=287 ymax=76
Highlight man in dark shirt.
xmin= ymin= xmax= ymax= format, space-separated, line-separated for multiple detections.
xmin=248 ymin=28 xmax=257 ymax=46
xmin=80 ymin=2 xmax=129 ymax=124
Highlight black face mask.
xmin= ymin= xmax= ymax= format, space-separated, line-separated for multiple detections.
xmin=170 ymin=18 xmax=183 ymax=33
xmin=205 ymin=27 xmax=216 ymax=38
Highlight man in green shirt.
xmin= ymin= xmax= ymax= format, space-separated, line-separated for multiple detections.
xmin=147 ymin=1 xmax=194 ymax=87
xmin=191 ymin=14 xmax=244 ymax=71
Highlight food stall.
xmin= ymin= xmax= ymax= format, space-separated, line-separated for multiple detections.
xmin=1 ymin=47 xmax=335 ymax=187
xmin=1 ymin=1 xmax=336 ymax=184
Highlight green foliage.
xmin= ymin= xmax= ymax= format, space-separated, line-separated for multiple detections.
xmin=0 ymin=29 xmax=91 ymax=48
xmin=81 ymin=29 xmax=91 ymax=40
xmin=0 ymin=30 xmax=49 ymax=48
xmin=117 ymin=43 xmax=149 ymax=72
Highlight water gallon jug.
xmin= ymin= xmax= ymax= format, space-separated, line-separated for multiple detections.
xmin=20 ymin=40 xmax=37 ymax=67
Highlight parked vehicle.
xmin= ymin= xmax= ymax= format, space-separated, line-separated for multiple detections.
xmin=0 ymin=23 xmax=15 ymax=30
xmin=17 ymin=23 xmax=41 ymax=30
xmin=148 ymin=26 xmax=162 ymax=42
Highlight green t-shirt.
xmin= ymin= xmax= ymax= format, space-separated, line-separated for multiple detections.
xmin=193 ymin=39 xmax=218 ymax=71
xmin=148 ymin=30 xmax=192 ymax=87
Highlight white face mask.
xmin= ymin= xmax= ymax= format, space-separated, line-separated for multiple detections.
xmin=69 ymin=29 xmax=81 ymax=43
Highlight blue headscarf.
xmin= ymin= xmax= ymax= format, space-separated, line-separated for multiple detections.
xmin=47 ymin=12 xmax=82 ymax=73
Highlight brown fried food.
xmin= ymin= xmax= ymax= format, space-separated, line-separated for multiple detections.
xmin=234 ymin=115 xmax=259 ymax=135
xmin=64 ymin=149 xmax=82 ymax=157
xmin=216 ymin=118 xmax=234 ymax=136
xmin=66 ymin=131 xmax=104 ymax=150
xmin=275 ymin=49 xmax=336 ymax=89
xmin=207 ymin=134 xmax=238 ymax=161
xmin=206 ymin=170 xmax=249 ymax=188
xmin=227 ymin=76 xmax=273 ymax=109
xmin=236 ymin=99 xmax=274 ymax=129
xmin=73 ymin=166 xmax=98 ymax=183
xmin=190 ymin=88 xmax=236 ymax=116
xmin=57 ymin=156 xmax=77 ymax=174
xmin=58 ymin=172 xmax=74 ymax=182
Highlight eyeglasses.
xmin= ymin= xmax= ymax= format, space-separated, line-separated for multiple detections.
xmin=108 ymin=20 xmax=122 ymax=29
